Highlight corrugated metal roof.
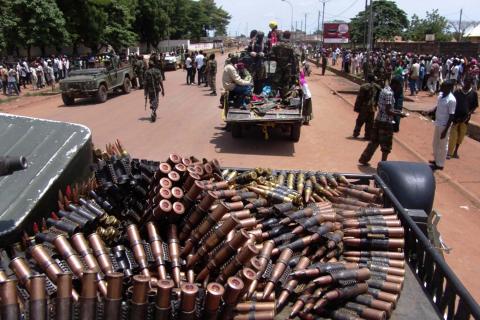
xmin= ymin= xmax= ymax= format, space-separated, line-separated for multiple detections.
xmin=0 ymin=113 xmax=91 ymax=241
xmin=465 ymin=24 xmax=480 ymax=38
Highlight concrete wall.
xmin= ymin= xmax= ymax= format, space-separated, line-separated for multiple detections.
xmin=375 ymin=42 xmax=480 ymax=57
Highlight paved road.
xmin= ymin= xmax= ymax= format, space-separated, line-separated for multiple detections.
xmin=3 ymin=54 xmax=480 ymax=301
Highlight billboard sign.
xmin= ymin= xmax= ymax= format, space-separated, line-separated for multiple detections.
xmin=323 ymin=23 xmax=349 ymax=43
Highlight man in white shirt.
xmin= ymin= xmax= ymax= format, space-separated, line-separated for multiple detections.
xmin=425 ymin=80 xmax=456 ymax=170
xmin=195 ymin=51 xmax=205 ymax=86
xmin=185 ymin=54 xmax=193 ymax=85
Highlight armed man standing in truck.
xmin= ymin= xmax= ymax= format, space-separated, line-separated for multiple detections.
xmin=144 ymin=60 xmax=165 ymax=123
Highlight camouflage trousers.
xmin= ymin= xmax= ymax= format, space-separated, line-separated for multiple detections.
xmin=148 ymin=91 xmax=159 ymax=112
xmin=353 ymin=111 xmax=375 ymax=139
xmin=359 ymin=121 xmax=394 ymax=163
xmin=209 ymin=73 xmax=216 ymax=92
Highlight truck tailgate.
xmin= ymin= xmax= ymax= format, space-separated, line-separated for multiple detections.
xmin=226 ymin=107 xmax=303 ymax=123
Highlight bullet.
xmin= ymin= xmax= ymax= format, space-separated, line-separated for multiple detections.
xmin=291 ymin=213 xmax=336 ymax=234
xmin=277 ymin=256 xmax=311 ymax=310
xmin=276 ymin=171 xmax=286 ymax=185
xmin=155 ymin=279 xmax=174 ymax=320
xmin=313 ymin=268 xmax=370 ymax=286
xmin=343 ymin=238 xmax=404 ymax=250
xmin=340 ymin=208 xmax=395 ymax=219
xmin=223 ymin=277 xmax=245 ymax=313
xmin=55 ymin=273 xmax=73 ymax=320
xmin=79 ymin=271 xmax=97 ymax=320
xmin=46 ymin=218 xmax=79 ymax=235
xmin=313 ymin=283 xmax=368 ymax=311
xmin=232 ymin=191 xmax=258 ymax=202
xmin=146 ymin=222 xmax=168 ymax=280
xmin=0 ymin=279 xmax=20 ymax=320
xmin=286 ymin=172 xmax=295 ymax=189
xmin=239 ymin=267 xmax=257 ymax=297
xmin=70 ymin=233 xmax=101 ymax=273
xmin=217 ymin=244 xmax=259 ymax=284
xmin=103 ymin=273 xmax=123 ymax=320
xmin=151 ymin=199 xmax=173 ymax=220
xmin=221 ymin=210 xmax=252 ymax=221
xmin=354 ymin=294 xmax=393 ymax=317
xmin=367 ymin=287 xmax=399 ymax=305
xmin=342 ymin=218 xmax=401 ymax=228
xmin=187 ymin=216 xmax=239 ymax=268
xmin=9 ymin=257 xmax=34 ymax=292
xmin=182 ymin=197 xmax=226 ymax=257
xmin=88 ymin=233 xmax=114 ymax=274
xmin=366 ymin=279 xmax=402 ymax=294
xmin=153 ymin=187 xmax=172 ymax=203
xmin=126 ymin=224 xmax=151 ymax=277
xmin=30 ymin=244 xmax=63 ymax=282
xmin=180 ymin=283 xmax=198 ymax=320
xmin=167 ymin=225 xmax=181 ymax=287
xmin=370 ymin=271 xmax=404 ymax=284
xmin=168 ymin=171 xmax=181 ymax=185
xmin=29 ymin=275 xmax=47 ymax=320
xmin=337 ymin=186 xmax=379 ymax=203
xmin=233 ymin=310 xmax=276 ymax=320
xmin=330 ymin=309 xmax=364 ymax=320
xmin=344 ymin=256 xmax=405 ymax=269
xmin=263 ymin=248 xmax=293 ymax=299
xmin=343 ymin=302 xmax=386 ymax=320
xmin=203 ymin=282 xmax=224 ymax=320
xmin=290 ymin=262 xmax=358 ymax=278
xmin=196 ymin=229 xmax=250 ymax=282
xmin=130 ymin=275 xmax=150 ymax=320
xmin=343 ymin=227 xmax=404 ymax=238
xmin=57 ymin=210 xmax=92 ymax=229
xmin=278 ymin=207 xmax=314 ymax=225
xmin=343 ymin=250 xmax=404 ymax=260
xmin=358 ymin=263 xmax=405 ymax=277
xmin=52 ymin=234 xmax=85 ymax=278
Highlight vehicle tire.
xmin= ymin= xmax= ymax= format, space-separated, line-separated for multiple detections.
xmin=122 ymin=78 xmax=132 ymax=94
xmin=96 ymin=84 xmax=108 ymax=103
xmin=231 ymin=123 xmax=242 ymax=138
xmin=61 ymin=94 xmax=75 ymax=106
xmin=290 ymin=123 xmax=301 ymax=142
xmin=377 ymin=161 xmax=435 ymax=213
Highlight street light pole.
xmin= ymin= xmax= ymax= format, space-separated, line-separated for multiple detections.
xmin=281 ymin=0 xmax=294 ymax=32
xmin=319 ymin=0 xmax=327 ymax=47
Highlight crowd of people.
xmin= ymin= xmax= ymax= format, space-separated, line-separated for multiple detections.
xmin=342 ymin=48 xmax=480 ymax=171
xmin=184 ymin=50 xmax=218 ymax=96
xmin=0 ymin=56 xmax=71 ymax=96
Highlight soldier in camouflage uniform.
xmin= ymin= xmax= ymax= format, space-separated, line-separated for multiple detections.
xmin=207 ymin=53 xmax=217 ymax=96
xmin=144 ymin=60 xmax=165 ymax=122
xmin=353 ymin=74 xmax=381 ymax=140
xmin=135 ymin=56 xmax=145 ymax=89
xmin=269 ymin=31 xmax=300 ymax=99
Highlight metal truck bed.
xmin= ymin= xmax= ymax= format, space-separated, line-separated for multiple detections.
xmin=223 ymin=168 xmax=480 ymax=320
xmin=226 ymin=107 xmax=303 ymax=123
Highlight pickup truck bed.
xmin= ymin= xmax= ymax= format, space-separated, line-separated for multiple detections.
xmin=226 ymin=107 xmax=303 ymax=123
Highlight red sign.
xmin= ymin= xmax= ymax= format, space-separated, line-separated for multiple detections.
xmin=323 ymin=23 xmax=349 ymax=43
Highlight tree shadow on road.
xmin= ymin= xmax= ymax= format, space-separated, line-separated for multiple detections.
xmin=210 ymin=126 xmax=295 ymax=157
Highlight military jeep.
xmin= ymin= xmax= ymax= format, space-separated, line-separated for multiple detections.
xmin=59 ymin=56 xmax=134 ymax=105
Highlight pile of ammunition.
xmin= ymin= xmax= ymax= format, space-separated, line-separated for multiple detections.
xmin=0 ymin=141 xmax=405 ymax=320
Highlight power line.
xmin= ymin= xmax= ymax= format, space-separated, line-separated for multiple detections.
xmin=327 ymin=0 xmax=360 ymax=19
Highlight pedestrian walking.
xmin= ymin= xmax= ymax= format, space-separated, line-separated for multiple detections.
xmin=7 ymin=65 xmax=19 ymax=96
xmin=195 ymin=51 xmax=205 ymax=86
xmin=358 ymin=78 xmax=405 ymax=165
xmin=321 ymin=53 xmax=327 ymax=76
xmin=427 ymin=57 xmax=440 ymax=96
xmin=144 ymin=60 xmax=165 ymax=123
xmin=300 ymin=71 xmax=313 ymax=125
xmin=185 ymin=54 xmax=194 ymax=85
xmin=426 ymin=80 xmax=456 ymax=171
xmin=353 ymin=74 xmax=380 ymax=140
xmin=447 ymin=77 xmax=478 ymax=159
xmin=408 ymin=58 xmax=420 ymax=96
xmin=1 ymin=65 xmax=8 ymax=95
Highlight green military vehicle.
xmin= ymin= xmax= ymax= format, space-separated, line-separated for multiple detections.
xmin=59 ymin=57 xmax=134 ymax=105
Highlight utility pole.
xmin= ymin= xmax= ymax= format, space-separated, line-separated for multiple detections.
xmin=366 ymin=0 xmax=374 ymax=79
xmin=458 ymin=9 xmax=463 ymax=41
xmin=317 ymin=10 xmax=321 ymax=35
xmin=363 ymin=0 xmax=368 ymax=49
xmin=305 ymin=13 xmax=307 ymax=35
xmin=320 ymin=0 xmax=327 ymax=47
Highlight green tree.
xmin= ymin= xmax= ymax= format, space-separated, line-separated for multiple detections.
xmin=11 ymin=0 xmax=70 ymax=56
xmin=134 ymin=0 xmax=171 ymax=50
xmin=56 ymin=0 xmax=108 ymax=54
xmin=349 ymin=0 xmax=408 ymax=45
xmin=102 ymin=0 xmax=138 ymax=51
xmin=0 ymin=1 xmax=15 ymax=53
xmin=406 ymin=10 xmax=451 ymax=41
xmin=169 ymin=0 xmax=192 ymax=39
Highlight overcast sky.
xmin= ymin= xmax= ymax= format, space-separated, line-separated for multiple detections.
xmin=214 ymin=0 xmax=480 ymax=36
